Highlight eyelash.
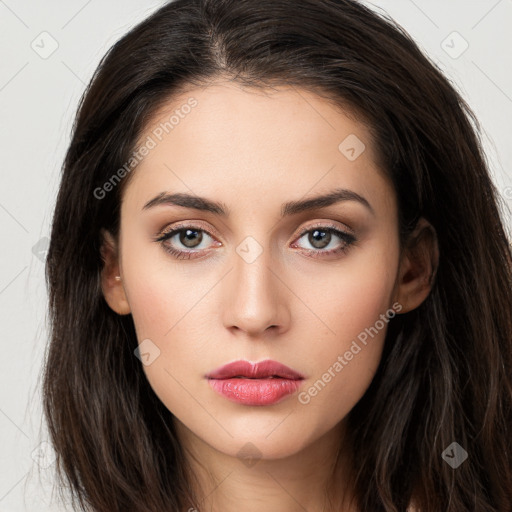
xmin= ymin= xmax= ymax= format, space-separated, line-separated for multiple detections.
xmin=154 ymin=222 xmax=357 ymax=260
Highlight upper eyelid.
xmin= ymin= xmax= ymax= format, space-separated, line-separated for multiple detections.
xmin=296 ymin=221 xmax=354 ymax=236
xmin=159 ymin=220 xmax=352 ymax=237
xmin=158 ymin=221 xmax=219 ymax=239
xmin=158 ymin=222 xmax=354 ymax=248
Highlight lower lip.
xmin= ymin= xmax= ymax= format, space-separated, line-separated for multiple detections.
xmin=208 ymin=378 xmax=302 ymax=406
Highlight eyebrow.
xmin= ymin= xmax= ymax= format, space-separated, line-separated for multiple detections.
xmin=142 ymin=187 xmax=375 ymax=217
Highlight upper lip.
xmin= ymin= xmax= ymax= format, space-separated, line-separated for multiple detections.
xmin=206 ymin=359 xmax=305 ymax=380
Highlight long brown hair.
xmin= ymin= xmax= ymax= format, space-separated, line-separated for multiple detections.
xmin=42 ymin=0 xmax=512 ymax=510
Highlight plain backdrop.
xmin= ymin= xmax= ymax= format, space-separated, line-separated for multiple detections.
xmin=0 ymin=1 xmax=511 ymax=510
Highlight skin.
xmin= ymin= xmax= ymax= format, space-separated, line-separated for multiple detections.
xmin=100 ymin=81 xmax=438 ymax=512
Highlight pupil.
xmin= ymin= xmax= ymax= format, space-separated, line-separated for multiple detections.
xmin=310 ymin=229 xmax=330 ymax=249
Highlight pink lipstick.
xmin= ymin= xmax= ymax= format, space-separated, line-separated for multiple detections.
xmin=206 ymin=359 xmax=305 ymax=406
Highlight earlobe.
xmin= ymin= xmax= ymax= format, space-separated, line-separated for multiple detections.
xmin=393 ymin=217 xmax=439 ymax=314
xmin=99 ymin=229 xmax=131 ymax=315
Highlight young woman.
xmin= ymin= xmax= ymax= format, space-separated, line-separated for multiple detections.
xmin=42 ymin=0 xmax=512 ymax=510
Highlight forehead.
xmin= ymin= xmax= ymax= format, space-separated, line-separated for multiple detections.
xmin=122 ymin=82 xmax=394 ymax=218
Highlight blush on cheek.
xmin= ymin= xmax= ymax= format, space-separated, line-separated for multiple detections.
xmin=332 ymin=286 xmax=393 ymax=342
xmin=126 ymin=267 xmax=180 ymax=321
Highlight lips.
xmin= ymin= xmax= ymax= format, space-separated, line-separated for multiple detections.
xmin=206 ymin=359 xmax=305 ymax=406
xmin=206 ymin=359 xmax=305 ymax=380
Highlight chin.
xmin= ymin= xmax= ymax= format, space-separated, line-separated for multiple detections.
xmin=198 ymin=411 xmax=327 ymax=461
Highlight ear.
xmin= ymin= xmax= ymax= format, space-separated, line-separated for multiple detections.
xmin=393 ymin=217 xmax=439 ymax=314
xmin=99 ymin=228 xmax=131 ymax=315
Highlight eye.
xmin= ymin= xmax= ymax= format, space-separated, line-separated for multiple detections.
xmin=155 ymin=224 xmax=220 ymax=260
xmin=291 ymin=224 xmax=357 ymax=258
xmin=154 ymin=222 xmax=357 ymax=260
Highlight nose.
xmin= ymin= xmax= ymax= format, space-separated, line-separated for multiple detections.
xmin=222 ymin=244 xmax=290 ymax=338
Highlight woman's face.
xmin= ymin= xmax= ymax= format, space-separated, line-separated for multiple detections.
xmin=105 ymin=82 xmax=404 ymax=461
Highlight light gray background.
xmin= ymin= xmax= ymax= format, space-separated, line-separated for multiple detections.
xmin=0 ymin=1 xmax=511 ymax=510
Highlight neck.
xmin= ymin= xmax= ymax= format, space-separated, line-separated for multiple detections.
xmin=176 ymin=419 xmax=357 ymax=512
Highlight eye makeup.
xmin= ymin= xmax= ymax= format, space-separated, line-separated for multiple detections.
xmin=153 ymin=221 xmax=358 ymax=260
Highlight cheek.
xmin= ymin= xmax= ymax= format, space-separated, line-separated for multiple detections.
xmin=123 ymin=276 xmax=204 ymax=419
xmin=120 ymin=233 xmax=205 ymax=339
xmin=120 ymin=249 xmax=215 ymax=409
xmin=298 ymin=238 xmax=398 ymax=345
xmin=335 ymin=260 xmax=395 ymax=342
xmin=123 ymin=264 xmax=206 ymax=364
xmin=294 ymin=240 xmax=398 ymax=407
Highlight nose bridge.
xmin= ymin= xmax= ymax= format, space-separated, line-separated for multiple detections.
xmin=223 ymin=235 xmax=287 ymax=335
